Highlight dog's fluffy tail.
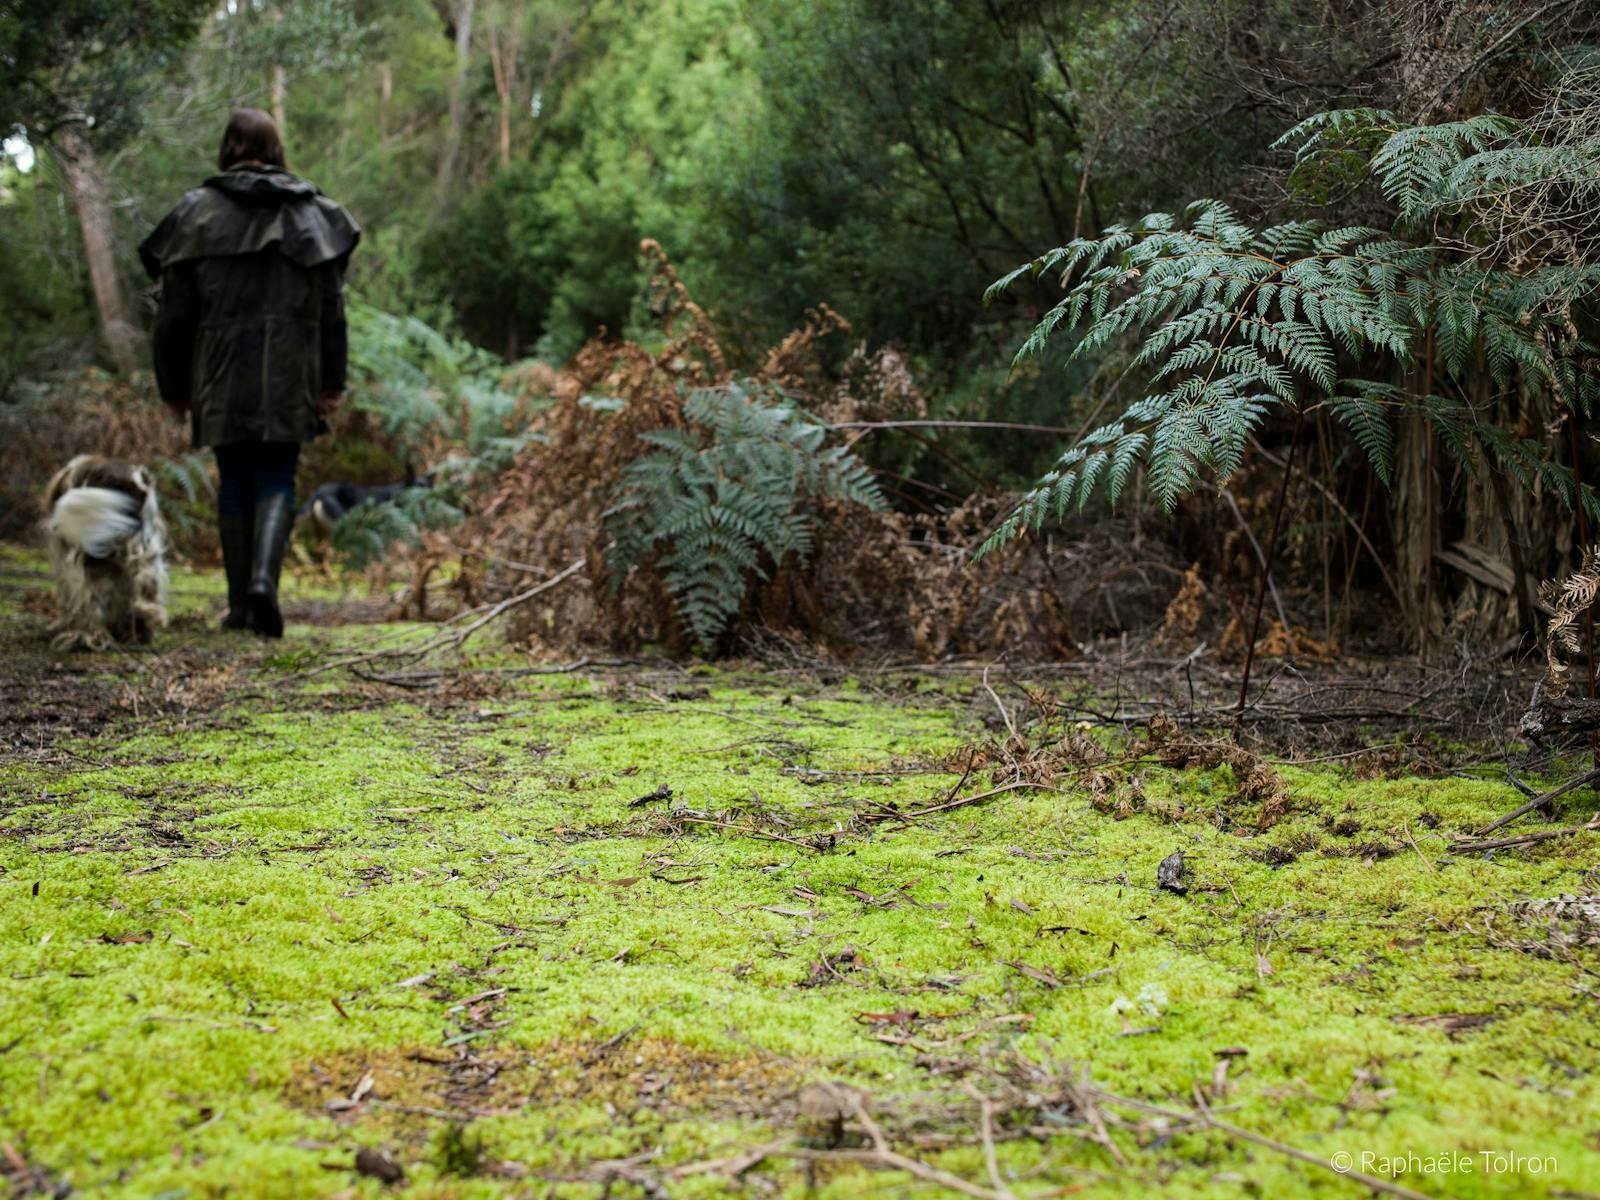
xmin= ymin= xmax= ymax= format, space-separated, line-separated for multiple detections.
xmin=48 ymin=487 xmax=142 ymax=559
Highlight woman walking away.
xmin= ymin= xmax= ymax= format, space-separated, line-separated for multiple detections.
xmin=140 ymin=108 xmax=359 ymax=638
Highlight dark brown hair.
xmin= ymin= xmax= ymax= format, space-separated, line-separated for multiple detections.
xmin=217 ymin=108 xmax=286 ymax=171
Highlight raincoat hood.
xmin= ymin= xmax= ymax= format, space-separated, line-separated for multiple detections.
xmin=139 ymin=164 xmax=359 ymax=278
xmin=204 ymin=163 xmax=322 ymax=204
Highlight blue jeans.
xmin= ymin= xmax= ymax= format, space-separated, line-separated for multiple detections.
xmin=215 ymin=442 xmax=300 ymax=518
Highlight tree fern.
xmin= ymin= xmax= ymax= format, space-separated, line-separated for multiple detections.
xmin=606 ymin=383 xmax=884 ymax=651
xmin=983 ymin=73 xmax=1600 ymax=554
xmin=148 ymin=451 xmax=216 ymax=548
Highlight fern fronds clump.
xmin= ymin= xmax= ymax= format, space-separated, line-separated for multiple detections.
xmin=346 ymin=300 xmax=548 ymax=486
xmin=305 ymin=301 xmax=550 ymax=572
xmin=984 ymin=71 xmax=1600 ymax=554
xmin=147 ymin=450 xmax=216 ymax=548
xmin=606 ymin=383 xmax=884 ymax=651
xmin=982 ymin=204 xmax=1426 ymax=549
xmin=326 ymin=487 xmax=464 ymax=571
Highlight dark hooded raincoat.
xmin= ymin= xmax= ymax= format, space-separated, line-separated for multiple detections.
xmin=140 ymin=165 xmax=360 ymax=448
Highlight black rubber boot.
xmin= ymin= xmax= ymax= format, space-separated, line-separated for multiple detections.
xmin=247 ymin=492 xmax=294 ymax=639
xmin=218 ymin=512 xmax=254 ymax=630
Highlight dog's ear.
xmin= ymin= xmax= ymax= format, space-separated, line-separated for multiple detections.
xmin=45 ymin=454 xmax=93 ymax=504
xmin=44 ymin=466 xmax=72 ymax=507
xmin=132 ymin=466 xmax=161 ymax=518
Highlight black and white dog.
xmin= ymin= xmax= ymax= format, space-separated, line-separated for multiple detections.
xmin=42 ymin=455 xmax=169 ymax=650
xmin=298 ymin=477 xmax=431 ymax=535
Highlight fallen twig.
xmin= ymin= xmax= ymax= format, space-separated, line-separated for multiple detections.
xmin=1474 ymin=767 xmax=1600 ymax=836
xmin=668 ymin=1138 xmax=792 ymax=1180
xmin=1186 ymin=1084 xmax=1435 ymax=1200
xmin=781 ymin=1147 xmax=1011 ymax=1200
xmin=1451 ymin=815 xmax=1600 ymax=855
xmin=358 ymin=657 xmax=633 ymax=684
xmin=1402 ymin=819 xmax=1436 ymax=873
xmin=674 ymin=814 xmax=830 ymax=852
xmin=281 ymin=559 xmax=585 ymax=684
xmin=834 ymin=1091 xmax=1013 ymax=1200
xmin=964 ymin=1084 xmax=1017 ymax=1200
xmin=1067 ymin=1067 xmax=1128 ymax=1168
xmin=982 ymin=662 xmax=1019 ymax=742
xmin=862 ymin=781 xmax=1045 ymax=826
xmin=1048 ymin=1080 xmax=1437 ymax=1200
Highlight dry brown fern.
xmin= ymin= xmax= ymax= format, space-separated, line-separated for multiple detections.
xmin=459 ymin=247 xmax=1175 ymax=660
xmin=1143 ymin=713 xmax=1290 ymax=828
xmin=1156 ymin=564 xmax=1207 ymax=644
xmin=1536 ymin=545 xmax=1600 ymax=697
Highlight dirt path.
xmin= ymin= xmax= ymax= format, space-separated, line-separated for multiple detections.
xmin=2 ymin=549 xmax=1598 ymax=1198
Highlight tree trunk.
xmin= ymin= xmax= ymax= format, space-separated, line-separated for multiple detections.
xmin=1390 ymin=412 xmax=1434 ymax=648
xmin=489 ymin=36 xmax=512 ymax=167
xmin=1391 ymin=366 xmax=1563 ymax=654
xmin=436 ymin=0 xmax=477 ymax=193
xmin=271 ymin=63 xmax=287 ymax=132
xmin=380 ymin=62 xmax=393 ymax=145
xmin=56 ymin=130 xmax=138 ymax=376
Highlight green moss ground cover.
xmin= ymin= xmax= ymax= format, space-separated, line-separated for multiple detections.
xmin=2 ymin=548 xmax=1599 ymax=1198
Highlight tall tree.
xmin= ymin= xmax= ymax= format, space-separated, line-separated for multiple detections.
xmin=0 ymin=0 xmax=209 ymax=373
xmin=435 ymin=0 xmax=478 ymax=193
xmin=483 ymin=4 xmax=522 ymax=167
xmin=54 ymin=129 xmax=139 ymax=374
xmin=211 ymin=1 xmax=366 ymax=147
xmin=481 ymin=1 xmax=584 ymax=168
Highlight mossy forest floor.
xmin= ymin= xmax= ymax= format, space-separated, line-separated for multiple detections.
xmin=3 ymin=544 xmax=1600 ymax=1200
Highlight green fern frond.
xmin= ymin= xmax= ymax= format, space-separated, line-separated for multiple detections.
xmin=981 ymin=87 xmax=1598 ymax=555
xmin=606 ymin=382 xmax=884 ymax=652
xmin=1329 ymin=385 xmax=1398 ymax=484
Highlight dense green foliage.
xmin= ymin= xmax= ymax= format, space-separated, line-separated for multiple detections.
xmin=985 ymin=72 xmax=1600 ymax=549
xmin=2 ymin=0 xmax=1357 ymax=438
xmin=345 ymin=299 xmax=542 ymax=481
xmin=312 ymin=300 xmax=546 ymax=568
xmin=0 ymin=0 xmax=209 ymax=145
xmin=607 ymin=383 xmax=883 ymax=649
xmin=3 ymin=0 xmax=1598 ymax=643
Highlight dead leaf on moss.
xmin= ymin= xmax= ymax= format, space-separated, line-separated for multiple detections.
xmin=354 ymin=1146 xmax=405 ymax=1184
xmin=803 ymin=945 xmax=865 ymax=986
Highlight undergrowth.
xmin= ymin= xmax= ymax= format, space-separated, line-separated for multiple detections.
xmin=469 ymin=246 xmax=1178 ymax=660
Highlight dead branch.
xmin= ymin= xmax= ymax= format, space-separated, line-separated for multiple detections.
xmin=859 ymin=781 xmax=1046 ymax=826
xmin=283 ymin=558 xmax=585 ymax=684
xmin=1474 ymin=766 xmax=1600 ymax=836
xmin=831 ymin=1091 xmax=1015 ymax=1200
xmin=1521 ymin=688 xmax=1600 ymax=742
xmin=1451 ymin=815 xmax=1600 ymax=855
xmin=963 ymin=1084 xmax=1018 ymax=1200
xmin=672 ymin=815 xmax=830 ymax=852
xmin=1184 ymin=1085 xmax=1438 ymax=1200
